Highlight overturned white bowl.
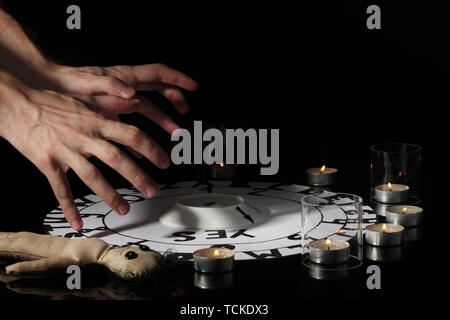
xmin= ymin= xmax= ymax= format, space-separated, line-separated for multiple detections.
xmin=158 ymin=193 xmax=262 ymax=229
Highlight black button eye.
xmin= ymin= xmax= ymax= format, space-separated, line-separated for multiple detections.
xmin=125 ymin=251 xmax=138 ymax=260
xmin=139 ymin=245 xmax=150 ymax=251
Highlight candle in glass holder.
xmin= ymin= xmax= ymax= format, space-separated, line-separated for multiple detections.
xmin=309 ymin=238 xmax=349 ymax=265
xmin=365 ymin=223 xmax=404 ymax=247
xmin=385 ymin=205 xmax=423 ymax=227
xmin=306 ymin=165 xmax=338 ymax=186
xmin=193 ymin=248 xmax=235 ymax=273
xmin=210 ymin=163 xmax=238 ymax=180
xmin=374 ymin=182 xmax=409 ymax=203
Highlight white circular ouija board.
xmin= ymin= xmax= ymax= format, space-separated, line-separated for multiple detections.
xmin=43 ymin=181 xmax=377 ymax=261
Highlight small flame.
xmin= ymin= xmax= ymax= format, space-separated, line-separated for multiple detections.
xmin=402 ymin=207 xmax=407 ymax=214
xmin=320 ymin=165 xmax=326 ymax=173
xmin=325 ymin=238 xmax=332 ymax=245
xmin=219 ymin=163 xmax=225 ymax=167
xmin=370 ymin=163 xmax=373 ymax=169
xmin=398 ymin=171 xmax=402 ymax=177
xmin=213 ymin=249 xmax=220 ymax=257
xmin=388 ymin=182 xmax=393 ymax=191
xmin=382 ymin=223 xmax=387 ymax=232
xmin=335 ymin=229 xmax=345 ymax=235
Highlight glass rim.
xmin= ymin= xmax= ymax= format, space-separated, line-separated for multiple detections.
xmin=301 ymin=192 xmax=363 ymax=207
xmin=370 ymin=142 xmax=422 ymax=154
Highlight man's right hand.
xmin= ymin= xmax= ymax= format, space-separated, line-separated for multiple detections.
xmin=0 ymin=70 xmax=170 ymax=231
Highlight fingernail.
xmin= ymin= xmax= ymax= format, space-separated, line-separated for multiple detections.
xmin=146 ymin=186 xmax=157 ymax=198
xmin=121 ymin=86 xmax=135 ymax=98
xmin=117 ymin=203 xmax=130 ymax=215
xmin=72 ymin=219 xmax=83 ymax=231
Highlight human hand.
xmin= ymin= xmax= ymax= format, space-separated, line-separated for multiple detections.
xmin=42 ymin=63 xmax=198 ymax=113
xmin=0 ymin=71 xmax=170 ymax=231
xmin=38 ymin=63 xmax=198 ymax=156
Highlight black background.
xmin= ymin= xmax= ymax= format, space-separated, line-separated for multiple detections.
xmin=0 ymin=0 xmax=448 ymax=314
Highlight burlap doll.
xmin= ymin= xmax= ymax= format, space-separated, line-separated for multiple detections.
xmin=0 ymin=232 xmax=162 ymax=280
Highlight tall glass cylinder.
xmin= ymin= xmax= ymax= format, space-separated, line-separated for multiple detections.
xmin=370 ymin=143 xmax=422 ymax=214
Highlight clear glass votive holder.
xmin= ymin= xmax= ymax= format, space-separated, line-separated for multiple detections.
xmin=370 ymin=143 xmax=422 ymax=204
xmin=301 ymin=193 xmax=363 ymax=273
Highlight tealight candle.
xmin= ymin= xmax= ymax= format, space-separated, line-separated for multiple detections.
xmin=385 ymin=205 xmax=423 ymax=227
xmin=365 ymin=223 xmax=404 ymax=247
xmin=374 ymin=182 xmax=409 ymax=203
xmin=306 ymin=165 xmax=338 ymax=186
xmin=193 ymin=248 xmax=235 ymax=273
xmin=309 ymin=238 xmax=349 ymax=265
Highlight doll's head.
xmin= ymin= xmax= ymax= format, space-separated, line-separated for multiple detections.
xmin=99 ymin=245 xmax=163 ymax=280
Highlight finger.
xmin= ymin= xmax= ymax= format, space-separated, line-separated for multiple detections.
xmin=86 ymin=74 xmax=136 ymax=98
xmin=89 ymin=140 xmax=158 ymax=198
xmin=131 ymin=64 xmax=198 ymax=91
xmin=74 ymin=95 xmax=141 ymax=114
xmin=45 ymin=168 xmax=82 ymax=231
xmin=135 ymin=84 xmax=190 ymax=114
xmin=105 ymin=114 xmax=144 ymax=159
xmin=68 ymin=154 xmax=131 ymax=216
xmin=100 ymin=120 xmax=171 ymax=169
xmin=127 ymin=146 xmax=144 ymax=159
xmin=135 ymin=95 xmax=180 ymax=133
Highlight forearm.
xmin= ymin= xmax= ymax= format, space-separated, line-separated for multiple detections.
xmin=0 ymin=68 xmax=29 ymax=140
xmin=0 ymin=8 xmax=54 ymax=88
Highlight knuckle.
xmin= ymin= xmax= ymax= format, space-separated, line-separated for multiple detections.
xmin=37 ymin=154 xmax=56 ymax=169
xmin=131 ymin=172 xmax=146 ymax=188
xmin=127 ymin=125 xmax=143 ymax=142
xmin=167 ymin=89 xmax=182 ymax=101
xmin=53 ymin=185 xmax=68 ymax=199
xmin=95 ymin=67 xmax=107 ymax=76
xmin=88 ymin=112 xmax=106 ymax=127
xmin=64 ymin=95 xmax=85 ymax=109
xmin=143 ymin=139 xmax=155 ymax=156
xmin=105 ymin=193 xmax=122 ymax=208
xmin=105 ymin=147 xmax=124 ymax=164
xmin=105 ymin=76 xmax=120 ymax=89
xmin=154 ymin=63 xmax=166 ymax=74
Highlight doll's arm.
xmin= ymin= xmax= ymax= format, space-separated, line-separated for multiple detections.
xmin=6 ymin=257 xmax=76 ymax=276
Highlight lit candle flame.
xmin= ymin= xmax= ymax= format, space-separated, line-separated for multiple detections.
xmin=325 ymin=238 xmax=331 ymax=245
xmin=335 ymin=229 xmax=345 ymax=235
xmin=213 ymin=249 xmax=220 ymax=257
xmin=398 ymin=171 xmax=402 ymax=177
xmin=402 ymin=207 xmax=407 ymax=214
xmin=382 ymin=223 xmax=387 ymax=232
xmin=320 ymin=165 xmax=326 ymax=173
xmin=388 ymin=182 xmax=393 ymax=191
xmin=219 ymin=163 xmax=225 ymax=167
